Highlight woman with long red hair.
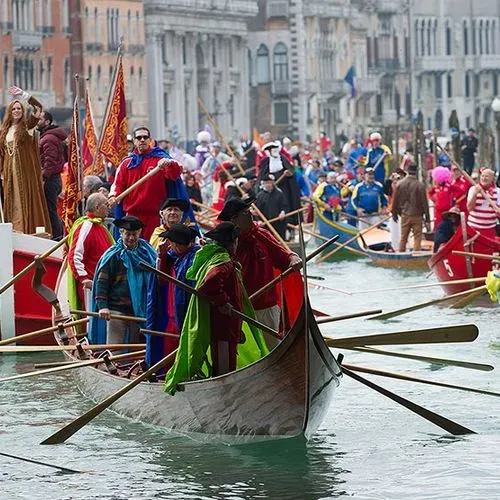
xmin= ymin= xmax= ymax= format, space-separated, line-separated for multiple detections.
xmin=0 ymin=86 xmax=50 ymax=234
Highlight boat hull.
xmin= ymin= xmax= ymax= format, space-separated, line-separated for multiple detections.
xmin=428 ymin=226 xmax=500 ymax=295
xmin=365 ymin=247 xmax=433 ymax=269
xmin=54 ymin=261 xmax=341 ymax=443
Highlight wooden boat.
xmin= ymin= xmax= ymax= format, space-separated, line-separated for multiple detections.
xmin=52 ymin=260 xmax=342 ymax=443
xmin=0 ymin=224 xmax=63 ymax=343
xmin=363 ymin=243 xmax=433 ymax=270
xmin=428 ymin=224 xmax=500 ymax=295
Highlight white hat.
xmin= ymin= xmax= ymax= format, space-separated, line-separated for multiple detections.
xmin=262 ymin=140 xmax=281 ymax=151
xmin=127 ymin=134 xmax=133 ymax=142
xmin=225 ymin=181 xmax=236 ymax=188
xmin=282 ymin=137 xmax=292 ymax=145
xmin=235 ymin=177 xmax=248 ymax=186
xmin=370 ymin=132 xmax=382 ymax=141
xmin=197 ymin=130 xmax=211 ymax=143
xmin=211 ymin=141 xmax=221 ymax=148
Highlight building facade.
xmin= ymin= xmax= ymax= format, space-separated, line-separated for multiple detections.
xmin=144 ymin=0 xmax=257 ymax=145
xmin=0 ymin=0 xmax=72 ymax=121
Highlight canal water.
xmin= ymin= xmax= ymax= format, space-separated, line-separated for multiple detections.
xmin=0 ymin=259 xmax=498 ymax=499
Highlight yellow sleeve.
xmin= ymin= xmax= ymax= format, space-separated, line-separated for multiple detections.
xmin=350 ymin=183 xmax=361 ymax=209
xmin=313 ymin=182 xmax=328 ymax=209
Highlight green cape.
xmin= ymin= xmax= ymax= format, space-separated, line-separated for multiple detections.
xmin=164 ymin=243 xmax=269 ymax=395
xmin=67 ymin=216 xmax=114 ymax=312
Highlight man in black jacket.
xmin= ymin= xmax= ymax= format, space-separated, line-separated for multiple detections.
xmin=255 ymin=174 xmax=288 ymax=239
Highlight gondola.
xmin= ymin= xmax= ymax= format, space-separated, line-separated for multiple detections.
xmin=52 ymin=260 xmax=342 ymax=443
xmin=428 ymin=223 xmax=500 ymax=296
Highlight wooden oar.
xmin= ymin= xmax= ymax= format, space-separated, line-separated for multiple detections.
xmin=0 ymin=318 xmax=89 ymax=347
xmin=452 ymin=250 xmax=500 ymax=262
xmin=140 ymin=328 xmax=180 ymax=339
xmin=339 ymin=211 xmax=390 ymax=231
xmin=368 ymin=285 xmax=488 ymax=320
xmin=0 ymin=237 xmax=69 ymax=295
xmin=248 ymin=234 xmax=340 ymax=301
xmin=316 ymin=214 xmax=391 ymax=264
xmin=70 ymin=309 xmax=146 ymax=323
xmin=316 ymin=309 xmax=382 ymax=324
xmin=343 ymin=364 xmax=500 ymax=398
xmin=139 ymin=263 xmax=282 ymax=340
xmin=349 ymin=276 xmax=487 ymax=294
xmin=288 ymin=224 xmax=367 ymax=257
xmin=325 ymin=324 xmax=478 ymax=348
xmin=307 ymin=282 xmax=352 ymax=295
xmin=339 ymin=346 xmax=494 ymax=372
xmin=0 ymin=344 xmax=146 ymax=353
xmin=0 ymin=350 xmax=145 ymax=383
xmin=449 ymin=285 xmax=489 ymax=309
xmin=190 ymin=199 xmax=220 ymax=215
xmin=41 ymin=348 xmax=178 ymax=445
xmin=266 ymin=206 xmax=308 ymax=225
xmin=0 ymin=451 xmax=82 ymax=474
xmin=341 ymin=367 xmax=475 ymax=435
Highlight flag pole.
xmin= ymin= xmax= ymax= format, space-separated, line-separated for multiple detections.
xmin=73 ymin=74 xmax=84 ymax=217
xmin=82 ymin=80 xmax=100 ymax=176
xmin=91 ymin=38 xmax=124 ymax=177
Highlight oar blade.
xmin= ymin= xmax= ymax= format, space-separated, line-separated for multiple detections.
xmin=325 ymin=324 xmax=479 ymax=348
xmin=342 ymin=367 xmax=476 ymax=436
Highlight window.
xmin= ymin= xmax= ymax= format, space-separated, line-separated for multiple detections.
xmin=182 ymin=36 xmax=187 ymax=66
xmin=494 ymin=73 xmax=498 ymax=96
xmin=3 ymin=56 xmax=9 ymax=88
xmin=427 ymin=20 xmax=432 ymax=56
xmin=465 ymin=73 xmax=470 ymax=97
xmin=273 ymin=101 xmax=289 ymax=125
xmin=97 ymin=64 xmax=102 ymax=99
xmin=421 ymin=20 xmax=425 ymax=56
xmin=127 ymin=10 xmax=131 ymax=45
xmin=85 ymin=7 xmax=90 ymax=42
xmin=129 ymin=66 xmax=134 ymax=95
xmin=472 ymin=20 xmax=476 ymax=55
xmin=367 ymin=36 xmax=372 ymax=66
xmin=109 ymin=65 xmax=113 ymax=89
xmin=376 ymin=94 xmax=383 ymax=116
xmin=94 ymin=8 xmax=98 ymax=44
xmin=479 ymin=20 xmax=483 ymax=54
xmin=447 ymin=74 xmax=452 ymax=97
xmin=88 ymin=64 xmax=92 ymax=81
xmin=62 ymin=0 xmax=69 ymax=30
xmin=485 ymin=20 xmax=490 ymax=54
xmin=435 ymin=74 xmax=442 ymax=99
xmin=256 ymin=44 xmax=270 ymax=84
xmin=39 ymin=60 xmax=44 ymax=90
xmin=463 ymin=21 xmax=468 ymax=55
xmin=136 ymin=12 xmax=140 ymax=44
xmin=474 ymin=74 xmax=480 ymax=97
xmin=414 ymin=22 xmax=419 ymax=57
xmin=212 ymin=38 xmax=217 ymax=67
xmin=273 ymin=42 xmax=288 ymax=81
xmin=492 ymin=21 xmax=496 ymax=54
xmin=445 ymin=22 xmax=452 ymax=55
xmin=47 ymin=56 xmax=52 ymax=89
xmin=432 ymin=20 xmax=437 ymax=55
xmin=228 ymin=38 xmax=233 ymax=68
xmin=247 ymin=48 xmax=252 ymax=85
xmin=405 ymin=35 xmax=410 ymax=67
xmin=138 ymin=67 xmax=143 ymax=95
xmin=163 ymin=92 xmax=169 ymax=126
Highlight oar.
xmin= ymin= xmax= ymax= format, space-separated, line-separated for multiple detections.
xmin=316 ymin=309 xmax=382 ymax=324
xmin=368 ymin=285 xmax=488 ymax=320
xmin=343 ymin=364 xmax=500 ymax=398
xmin=307 ymin=282 xmax=352 ymax=295
xmin=450 ymin=286 xmax=488 ymax=309
xmin=0 ymin=350 xmax=145 ymax=383
xmin=248 ymin=234 xmax=340 ymax=301
xmin=339 ymin=211 xmax=390 ymax=231
xmin=190 ymin=199 xmax=220 ymax=215
xmin=452 ymin=250 xmax=500 ymax=262
xmin=140 ymin=328 xmax=180 ymax=339
xmin=339 ymin=346 xmax=494 ymax=372
xmin=341 ymin=367 xmax=475 ymax=435
xmin=139 ymin=263 xmax=282 ymax=340
xmin=266 ymin=206 xmax=308 ymax=224
xmin=0 ymin=451 xmax=83 ymax=474
xmin=0 ymin=344 xmax=145 ymax=353
xmin=40 ymin=348 xmax=179 ymax=445
xmin=288 ymin=224 xmax=367 ymax=257
xmin=325 ymin=324 xmax=478 ymax=348
xmin=70 ymin=309 xmax=146 ymax=323
xmin=0 ymin=318 xmax=89 ymax=347
xmin=316 ymin=214 xmax=391 ymax=264
xmin=349 ymin=276 xmax=487 ymax=294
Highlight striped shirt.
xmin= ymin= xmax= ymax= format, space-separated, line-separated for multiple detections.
xmin=467 ymin=186 xmax=500 ymax=230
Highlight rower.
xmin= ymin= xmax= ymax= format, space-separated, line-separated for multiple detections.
xmin=313 ymin=171 xmax=342 ymax=222
xmin=218 ymin=198 xmax=301 ymax=336
xmin=145 ymin=223 xmax=200 ymax=369
xmin=89 ymin=216 xmax=157 ymax=347
xmin=255 ymin=174 xmax=288 ymax=239
xmin=366 ymin=132 xmax=392 ymax=185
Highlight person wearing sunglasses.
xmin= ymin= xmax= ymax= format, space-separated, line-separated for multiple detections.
xmin=108 ymin=126 xmax=193 ymax=241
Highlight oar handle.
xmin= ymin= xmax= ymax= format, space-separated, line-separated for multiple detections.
xmin=316 ymin=309 xmax=382 ymax=324
xmin=140 ymin=328 xmax=180 ymax=339
xmin=139 ymin=262 xmax=281 ymax=339
xmin=267 ymin=206 xmax=307 ymax=224
xmin=114 ymin=165 xmax=161 ymax=203
xmin=70 ymin=309 xmax=146 ymax=323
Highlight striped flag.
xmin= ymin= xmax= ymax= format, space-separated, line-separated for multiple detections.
xmin=61 ymin=97 xmax=82 ymax=233
xmin=98 ymin=55 xmax=128 ymax=167
xmin=81 ymin=89 xmax=103 ymax=176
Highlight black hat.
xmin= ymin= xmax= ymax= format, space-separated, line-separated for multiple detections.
xmin=218 ymin=197 xmax=251 ymax=221
xmin=113 ymin=215 xmax=144 ymax=231
xmin=407 ymin=164 xmax=418 ymax=174
xmin=159 ymin=223 xmax=198 ymax=245
xmin=262 ymin=174 xmax=275 ymax=182
xmin=204 ymin=222 xmax=240 ymax=244
xmin=160 ymin=198 xmax=190 ymax=212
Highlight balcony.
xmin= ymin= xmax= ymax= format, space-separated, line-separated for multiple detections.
xmin=320 ymin=79 xmax=347 ymax=97
xmin=375 ymin=58 xmax=401 ymax=72
xmin=358 ymin=76 xmax=379 ymax=96
xmin=12 ymin=31 xmax=42 ymax=52
xmin=272 ymin=80 xmax=291 ymax=95
xmin=414 ymin=56 xmax=454 ymax=72
xmin=267 ymin=0 xmax=289 ymax=18
xmin=478 ymin=54 xmax=500 ymax=71
xmin=377 ymin=0 xmax=399 ymax=13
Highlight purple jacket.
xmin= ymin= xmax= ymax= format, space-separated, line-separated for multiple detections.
xmin=40 ymin=126 xmax=68 ymax=179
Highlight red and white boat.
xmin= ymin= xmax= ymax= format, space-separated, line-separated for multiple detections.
xmin=428 ymin=223 xmax=500 ymax=296
xmin=0 ymin=224 xmax=63 ymax=344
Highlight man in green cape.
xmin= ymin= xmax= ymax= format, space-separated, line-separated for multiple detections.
xmin=164 ymin=222 xmax=269 ymax=395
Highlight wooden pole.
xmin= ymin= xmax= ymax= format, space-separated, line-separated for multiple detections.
xmin=266 ymin=206 xmax=308 ymax=225
xmin=452 ymin=250 xmax=500 ymax=262
xmin=70 ymin=309 xmax=146 ymax=323
xmin=0 ymin=344 xmax=145 ymax=353
xmin=315 ymin=309 xmax=382 ymax=324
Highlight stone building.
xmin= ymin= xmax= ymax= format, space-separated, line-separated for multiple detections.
xmin=0 ymin=0 xmax=72 ymax=121
xmin=144 ymin=0 xmax=257 ymax=146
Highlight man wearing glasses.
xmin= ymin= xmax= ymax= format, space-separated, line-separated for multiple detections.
xmin=108 ymin=127 xmax=187 ymax=241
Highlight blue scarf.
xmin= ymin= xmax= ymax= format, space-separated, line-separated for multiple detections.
xmin=89 ymin=238 xmax=158 ymax=345
xmin=127 ymin=145 xmax=170 ymax=169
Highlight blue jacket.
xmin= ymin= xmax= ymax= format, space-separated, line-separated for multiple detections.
xmin=351 ymin=181 xmax=387 ymax=214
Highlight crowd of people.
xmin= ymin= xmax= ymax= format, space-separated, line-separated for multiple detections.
xmin=1 ymin=86 xmax=500 ymax=391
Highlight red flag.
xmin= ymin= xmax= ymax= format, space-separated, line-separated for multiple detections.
xmin=82 ymin=89 xmax=103 ymax=176
xmin=98 ymin=56 xmax=128 ymax=167
xmin=61 ymin=98 xmax=82 ymax=233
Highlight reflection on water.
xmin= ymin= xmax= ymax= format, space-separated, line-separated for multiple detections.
xmin=0 ymin=259 xmax=499 ymax=499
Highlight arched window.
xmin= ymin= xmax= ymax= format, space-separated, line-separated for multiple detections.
xmin=97 ymin=64 xmax=102 ymax=99
xmin=108 ymin=64 xmax=113 ymax=88
xmin=39 ymin=59 xmax=44 ymax=90
xmin=196 ymin=43 xmax=204 ymax=67
xmin=47 ymin=56 xmax=52 ymax=89
xmin=445 ymin=21 xmax=452 ymax=55
xmin=62 ymin=0 xmax=69 ymax=31
xmin=256 ymin=44 xmax=270 ymax=84
xmin=414 ymin=20 xmax=419 ymax=56
xmin=3 ymin=56 xmax=9 ymax=88
xmin=85 ymin=7 xmax=90 ymax=42
xmin=432 ymin=20 xmax=437 ymax=55
xmin=138 ymin=67 xmax=143 ymax=95
xmin=492 ymin=21 xmax=497 ymax=54
xmin=420 ymin=20 xmax=425 ymax=56
xmin=248 ymin=48 xmax=252 ymax=85
xmin=463 ymin=21 xmax=469 ymax=55
xmin=427 ymin=20 xmax=432 ymax=56
xmin=129 ymin=66 xmax=135 ymax=95
xmin=127 ymin=10 xmax=132 ymax=45
xmin=273 ymin=42 xmax=288 ymax=80
xmin=136 ymin=11 xmax=140 ymax=45
xmin=472 ymin=20 xmax=477 ymax=55
xmin=479 ymin=20 xmax=483 ymax=54
xmin=485 ymin=20 xmax=490 ymax=54
xmin=106 ymin=8 xmax=110 ymax=46
xmin=94 ymin=8 xmax=98 ymax=45
xmin=465 ymin=73 xmax=470 ymax=98
xmin=87 ymin=64 xmax=92 ymax=81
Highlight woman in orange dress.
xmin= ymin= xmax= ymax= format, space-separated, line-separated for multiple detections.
xmin=0 ymin=86 xmax=51 ymax=234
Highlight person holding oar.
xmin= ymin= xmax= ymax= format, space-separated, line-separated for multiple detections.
xmin=255 ymin=174 xmax=289 ymax=239
xmin=89 ymin=216 xmax=157 ymax=348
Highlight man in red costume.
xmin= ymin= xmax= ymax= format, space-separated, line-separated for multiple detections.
xmin=67 ymin=192 xmax=114 ymax=310
xmin=450 ymin=165 xmax=472 ymax=213
xmin=108 ymin=126 xmax=184 ymax=241
xmin=218 ymin=198 xmax=302 ymax=336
